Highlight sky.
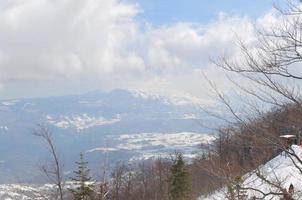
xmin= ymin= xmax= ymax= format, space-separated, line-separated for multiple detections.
xmin=130 ymin=0 xmax=272 ymax=24
xmin=0 ymin=0 xmax=275 ymax=99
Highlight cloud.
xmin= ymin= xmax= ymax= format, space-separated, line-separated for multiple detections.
xmin=0 ymin=0 xmax=142 ymax=81
xmin=0 ymin=0 xmax=278 ymax=99
xmin=144 ymin=14 xmax=255 ymax=71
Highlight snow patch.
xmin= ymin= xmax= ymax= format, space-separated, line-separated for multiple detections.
xmin=128 ymin=89 xmax=211 ymax=106
xmin=86 ymin=147 xmax=118 ymax=153
xmin=117 ymin=132 xmax=214 ymax=150
xmin=47 ymin=114 xmax=121 ymax=131
xmin=0 ymin=126 xmax=8 ymax=132
xmin=0 ymin=184 xmax=53 ymax=200
xmin=1 ymin=100 xmax=19 ymax=106
xmin=183 ymin=113 xmax=199 ymax=119
xmin=86 ymin=132 xmax=214 ymax=161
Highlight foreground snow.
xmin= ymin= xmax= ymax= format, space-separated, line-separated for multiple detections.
xmin=200 ymin=145 xmax=302 ymax=200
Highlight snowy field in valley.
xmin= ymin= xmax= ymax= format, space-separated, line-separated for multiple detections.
xmin=87 ymin=132 xmax=215 ymax=161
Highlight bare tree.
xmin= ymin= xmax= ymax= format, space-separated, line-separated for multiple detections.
xmin=137 ymin=161 xmax=153 ymax=200
xmin=110 ymin=162 xmax=127 ymax=200
xmin=193 ymin=1 xmax=302 ymax=199
xmin=34 ymin=125 xmax=64 ymax=200
xmin=96 ymin=145 xmax=110 ymax=200
xmin=154 ymin=157 xmax=171 ymax=200
xmin=121 ymin=166 xmax=135 ymax=200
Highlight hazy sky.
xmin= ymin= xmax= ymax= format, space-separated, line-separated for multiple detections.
xmin=0 ymin=0 xmax=274 ymax=99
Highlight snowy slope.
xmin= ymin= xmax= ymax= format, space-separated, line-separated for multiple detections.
xmin=200 ymin=145 xmax=302 ymax=200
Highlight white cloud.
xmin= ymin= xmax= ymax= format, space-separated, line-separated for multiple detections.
xmin=0 ymin=0 xmax=142 ymax=81
xmin=0 ymin=0 xmax=278 ymax=98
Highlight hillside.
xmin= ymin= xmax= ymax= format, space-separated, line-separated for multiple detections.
xmin=200 ymin=145 xmax=302 ymax=200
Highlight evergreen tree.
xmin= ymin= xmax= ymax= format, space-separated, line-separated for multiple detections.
xmin=169 ymin=152 xmax=192 ymax=200
xmin=70 ymin=152 xmax=95 ymax=200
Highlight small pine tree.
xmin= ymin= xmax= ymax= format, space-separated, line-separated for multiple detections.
xmin=70 ymin=152 xmax=95 ymax=200
xmin=169 ymin=152 xmax=192 ymax=200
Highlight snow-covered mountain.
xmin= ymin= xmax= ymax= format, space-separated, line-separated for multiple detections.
xmin=201 ymin=145 xmax=302 ymax=200
xmin=0 ymin=89 xmax=218 ymax=183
